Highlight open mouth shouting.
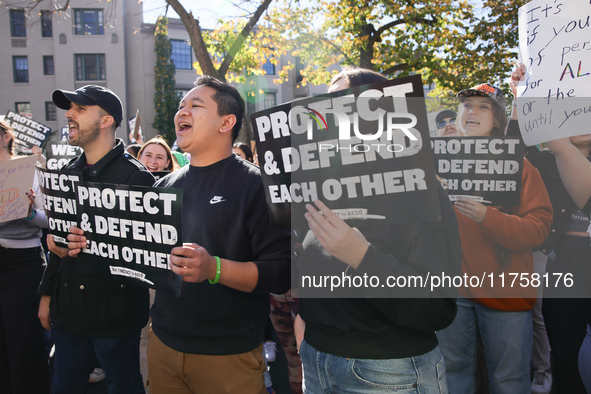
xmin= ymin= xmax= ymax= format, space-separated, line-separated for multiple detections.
xmin=68 ymin=121 xmax=79 ymax=139
xmin=177 ymin=122 xmax=192 ymax=134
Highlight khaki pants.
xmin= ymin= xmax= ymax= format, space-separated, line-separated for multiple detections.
xmin=147 ymin=327 xmax=266 ymax=394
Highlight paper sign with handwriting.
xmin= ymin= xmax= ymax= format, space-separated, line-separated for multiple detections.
xmin=517 ymin=0 xmax=591 ymax=146
xmin=0 ymin=155 xmax=37 ymax=223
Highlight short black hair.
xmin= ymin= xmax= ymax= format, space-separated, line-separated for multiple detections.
xmin=233 ymin=142 xmax=253 ymax=162
xmin=329 ymin=66 xmax=388 ymax=89
xmin=194 ymin=75 xmax=245 ymax=142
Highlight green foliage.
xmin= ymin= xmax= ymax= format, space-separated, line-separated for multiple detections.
xmin=153 ymin=17 xmax=178 ymax=144
xmin=262 ymin=0 xmax=526 ymax=98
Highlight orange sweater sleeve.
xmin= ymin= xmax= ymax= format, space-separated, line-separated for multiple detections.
xmin=479 ymin=159 xmax=553 ymax=251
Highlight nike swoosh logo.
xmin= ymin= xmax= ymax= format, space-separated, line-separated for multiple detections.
xmin=210 ymin=196 xmax=226 ymax=204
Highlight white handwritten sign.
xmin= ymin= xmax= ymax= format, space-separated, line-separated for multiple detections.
xmin=0 ymin=155 xmax=38 ymax=223
xmin=517 ymin=0 xmax=591 ymax=146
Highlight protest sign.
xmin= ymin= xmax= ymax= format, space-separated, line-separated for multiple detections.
xmin=44 ymin=141 xmax=82 ymax=170
xmin=0 ymin=155 xmax=37 ymax=223
xmin=75 ymin=182 xmax=183 ymax=296
xmin=128 ymin=112 xmax=143 ymax=143
xmin=4 ymin=111 xmax=52 ymax=154
xmin=517 ymin=0 xmax=591 ymax=146
xmin=36 ymin=166 xmax=81 ymax=244
xmin=432 ymin=137 xmax=525 ymax=206
xmin=60 ymin=127 xmax=69 ymax=141
xmin=251 ymin=75 xmax=441 ymax=229
xmin=151 ymin=171 xmax=171 ymax=181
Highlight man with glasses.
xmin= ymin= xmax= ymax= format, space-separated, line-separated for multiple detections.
xmin=436 ymin=109 xmax=459 ymax=137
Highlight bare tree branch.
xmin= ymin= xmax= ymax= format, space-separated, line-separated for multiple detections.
xmin=166 ymin=0 xmax=221 ymax=79
xmin=381 ymin=63 xmax=409 ymax=76
xmin=217 ymin=0 xmax=273 ymax=78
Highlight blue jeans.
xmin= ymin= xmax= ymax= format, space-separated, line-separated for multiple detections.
xmin=436 ymin=297 xmax=532 ymax=394
xmin=51 ymin=326 xmax=145 ymax=394
xmin=579 ymin=324 xmax=591 ymax=393
xmin=299 ymin=339 xmax=448 ymax=393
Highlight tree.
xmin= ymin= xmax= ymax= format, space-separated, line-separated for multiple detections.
xmin=264 ymin=0 xmax=526 ymax=96
xmin=153 ymin=17 xmax=179 ymax=143
xmin=165 ymin=0 xmax=274 ymax=83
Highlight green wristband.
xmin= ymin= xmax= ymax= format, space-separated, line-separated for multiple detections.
xmin=209 ymin=256 xmax=221 ymax=284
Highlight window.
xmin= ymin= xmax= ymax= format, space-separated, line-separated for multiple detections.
xmin=10 ymin=9 xmax=26 ymax=37
xmin=264 ymin=92 xmax=276 ymax=109
xmin=295 ymin=57 xmax=304 ymax=83
xmin=245 ymin=92 xmax=256 ymax=115
xmin=43 ymin=56 xmax=54 ymax=75
xmin=13 ymin=56 xmax=29 ymax=83
xmin=263 ymin=57 xmax=275 ymax=75
xmin=75 ymin=54 xmax=106 ymax=81
xmin=171 ymin=40 xmax=192 ymax=70
xmin=15 ymin=102 xmax=31 ymax=114
xmin=175 ymin=89 xmax=191 ymax=100
xmin=41 ymin=11 xmax=53 ymax=37
xmin=45 ymin=102 xmax=57 ymax=121
xmin=74 ymin=9 xmax=104 ymax=35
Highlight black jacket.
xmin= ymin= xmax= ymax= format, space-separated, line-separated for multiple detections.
xmin=298 ymin=184 xmax=462 ymax=359
xmin=39 ymin=139 xmax=155 ymax=337
xmin=507 ymin=119 xmax=584 ymax=254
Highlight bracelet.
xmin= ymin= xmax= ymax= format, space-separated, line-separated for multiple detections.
xmin=209 ymin=256 xmax=221 ymax=284
xmin=25 ymin=208 xmax=37 ymax=221
xmin=512 ymin=101 xmax=517 ymax=107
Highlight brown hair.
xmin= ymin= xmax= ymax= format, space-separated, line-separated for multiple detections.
xmin=138 ymin=136 xmax=174 ymax=172
xmin=0 ymin=120 xmax=15 ymax=156
xmin=329 ymin=66 xmax=388 ymax=90
xmin=457 ymin=97 xmax=508 ymax=137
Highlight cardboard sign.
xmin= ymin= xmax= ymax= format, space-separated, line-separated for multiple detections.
xmin=0 ymin=155 xmax=37 ymax=223
xmin=36 ymin=166 xmax=81 ymax=244
xmin=75 ymin=182 xmax=183 ymax=296
xmin=4 ymin=111 xmax=52 ymax=154
xmin=517 ymin=0 xmax=591 ymax=146
xmin=432 ymin=137 xmax=525 ymax=206
xmin=251 ymin=76 xmax=441 ymax=229
xmin=44 ymin=141 xmax=82 ymax=170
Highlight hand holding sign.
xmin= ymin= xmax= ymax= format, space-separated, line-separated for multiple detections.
xmin=454 ymin=198 xmax=488 ymax=224
xmin=170 ymin=243 xmax=217 ymax=283
xmin=304 ymin=199 xmax=370 ymax=269
xmin=46 ymin=234 xmax=68 ymax=259
xmin=65 ymin=226 xmax=87 ymax=257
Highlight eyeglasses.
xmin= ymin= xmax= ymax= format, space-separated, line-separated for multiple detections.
xmin=437 ymin=117 xmax=456 ymax=129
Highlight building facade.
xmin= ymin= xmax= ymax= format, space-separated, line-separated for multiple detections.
xmin=1 ymin=0 xmax=327 ymax=144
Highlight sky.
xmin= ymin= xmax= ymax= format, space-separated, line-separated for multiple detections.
xmin=142 ymin=0 xmax=251 ymax=29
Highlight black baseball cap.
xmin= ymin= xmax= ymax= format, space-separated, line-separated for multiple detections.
xmin=435 ymin=109 xmax=457 ymax=126
xmin=52 ymin=85 xmax=123 ymax=127
xmin=457 ymin=83 xmax=506 ymax=109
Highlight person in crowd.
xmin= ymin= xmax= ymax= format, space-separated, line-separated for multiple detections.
xmin=126 ymin=143 xmax=142 ymax=158
xmin=233 ymin=142 xmax=254 ymax=162
xmin=436 ymin=82 xmax=553 ymax=393
xmin=508 ymin=63 xmax=589 ymax=393
xmin=38 ymin=85 xmax=155 ymax=394
xmin=543 ymin=136 xmax=591 ymax=393
xmin=146 ymin=75 xmax=291 ymax=394
xmin=436 ymin=109 xmax=460 ymax=137
xmin=294 ymin=66 xmax=462 ymax=393
xmin=137 ymin=136 xmax=175 ymax=172
xmin=0 ymin=121 xmax=50 ymax=394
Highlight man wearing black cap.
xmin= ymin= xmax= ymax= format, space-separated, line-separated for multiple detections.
xmin=436 ymin=109 xmax=459 ymax=137
xmin=38 ymin=85 xmax=154 ymax=394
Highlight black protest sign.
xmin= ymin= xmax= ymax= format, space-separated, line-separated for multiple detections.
xmin=432 ymin=137 xmax=525 ymax=206
xmin=36 ymin=166 xmax=81 ymax=244
xmin=251 ymin=75 xmax=441 ymax=229
xmin=4 ymin=111 xmax=52 ymax=154
xmin=44 ymin=141 xmax=83 ymax=170
xmin=151 ymin=171 xmax=171 ymax=181
xmin=75 ymin=182 xmax=183 ymax=296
